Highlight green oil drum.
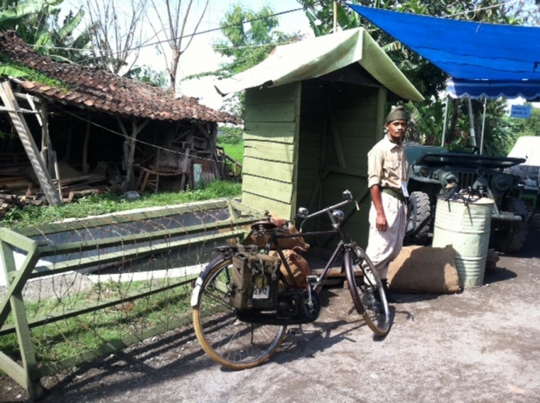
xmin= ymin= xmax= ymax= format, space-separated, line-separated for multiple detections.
xmin=432 ymin=195 xmax=494 ymax=288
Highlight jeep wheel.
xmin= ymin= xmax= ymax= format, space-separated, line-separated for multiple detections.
xmin=406 ymin=191 xmax=432 ymax=245
xmin=493 ymin=197 xmax=529 ymax=254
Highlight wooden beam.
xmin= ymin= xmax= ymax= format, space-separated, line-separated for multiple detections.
xmin=41 ymin=102 xmax=56 ymax=177
xmin=13 ymin=92 xmax=42 ymax=104
xmin=118 ymin=117 xmax=150 ymax=192
xmin=0 ymin=82 xmax=62 ymax=206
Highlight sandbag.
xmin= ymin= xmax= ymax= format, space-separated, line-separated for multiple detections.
xmin=269 ymin=249 xmax=312 ymax=288
xmin=387 ymin=245 xmax=460 ymax=294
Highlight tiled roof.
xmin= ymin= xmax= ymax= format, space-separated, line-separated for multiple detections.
xmin=0 ymin=31 xmax=240 ymax=124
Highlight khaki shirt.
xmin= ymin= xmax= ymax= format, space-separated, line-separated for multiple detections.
xmin=367 ymin=135 xmax=408 ymax=192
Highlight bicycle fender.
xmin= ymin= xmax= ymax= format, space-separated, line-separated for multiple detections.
xmin=190 ymin=277 xmax=203 ymax=307
xmin=190 ymin=254 xmax=230 ymax=307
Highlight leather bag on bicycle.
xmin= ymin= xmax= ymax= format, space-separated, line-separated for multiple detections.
xmin=230 ymin=252 xmax=281 ymax=310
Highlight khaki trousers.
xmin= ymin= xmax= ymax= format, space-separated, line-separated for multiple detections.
xmin=365 ymin=192 xmax=408 ymax=281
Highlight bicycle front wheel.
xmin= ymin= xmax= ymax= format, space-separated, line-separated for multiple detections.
xmin=345 ymin=247 xmax=390 ymax=336
xmin=192 ymin=255 xmax=287 ymax=370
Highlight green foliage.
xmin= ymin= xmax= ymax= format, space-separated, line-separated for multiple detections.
xmin=405 ymin=101 xmax=445 ymax=145
xmin=0 ymin=54 xmax=68 ymax=89
xmin=219 ymin=142 xmax=244 ymax=166
xmin=31 ymin=7 xmax=94 ymax=65
xmin=214 ymin=5 xmax=281 ymax=76
xmin=511 ymin=105 xmax=540 ymax=138
xmin=0 ymin=181 xmax=242 ymax=229
xmin=0 ymin=64 xmax=27 ymax=77
xmin=218 ymin=125 xmax=243 ymax=145
xmin=195 ymin=4 xmax=302 ymax=117
xmin=0 ymin=0 xmax=95 ymax=77
xmin=0 ymin=0 xmax=60 ymax=29
xmin=126 ymin=65 xmax=169 ymax=88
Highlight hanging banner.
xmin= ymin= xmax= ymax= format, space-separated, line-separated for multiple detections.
xmin=510 ymin=105 xmax=532 ymax=118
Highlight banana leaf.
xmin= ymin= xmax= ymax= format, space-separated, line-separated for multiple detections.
xmin=0 ymin=65 xmax=27 ymax=77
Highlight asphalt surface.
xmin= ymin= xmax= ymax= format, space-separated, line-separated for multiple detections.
xmin=2 ymin=215 xmax=540 ymax=403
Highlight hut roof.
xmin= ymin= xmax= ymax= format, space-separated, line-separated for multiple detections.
xmin=214 ymin=28 xmax=424 ymax=102
xmin=0 ymin=31 xmax=240 ymax=124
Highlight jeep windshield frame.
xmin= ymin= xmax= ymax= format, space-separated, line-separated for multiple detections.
xmin=416 ymin=153 xmax=526 ymax=170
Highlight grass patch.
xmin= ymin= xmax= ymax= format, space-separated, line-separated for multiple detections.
xmin=220 ymin=141 xmax=244 ymax=165
xmin=0 ymin=180 xmax=241 ymax=229
xmin=0 ymin=278 xmax=193 ymax=364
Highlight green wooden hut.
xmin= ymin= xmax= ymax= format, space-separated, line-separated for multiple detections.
xmin=216 ymin=28 xmax=424 ymax=247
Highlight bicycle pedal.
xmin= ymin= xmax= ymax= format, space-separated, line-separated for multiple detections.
xmin=287 ymin=327 xmax=303 ymax=336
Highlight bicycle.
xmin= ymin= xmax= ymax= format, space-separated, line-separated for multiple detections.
xmin=191 ymin=190 xmax=390 ymax=369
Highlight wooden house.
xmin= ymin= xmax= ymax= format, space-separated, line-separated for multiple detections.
xmin=0 ymin=31 xmax=239 ymax=208
xmin=215 ymin=28 xmax=424 ymax=247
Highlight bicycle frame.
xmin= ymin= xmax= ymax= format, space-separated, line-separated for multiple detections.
xmin=268 ymin=230 xmax=348 ymax=294
xmin=263 ymin=192 xmax=356 ymax=294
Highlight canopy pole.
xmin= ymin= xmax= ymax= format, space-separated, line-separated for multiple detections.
xmin=441 ymin=95 xmax=449 ymax=147
xmin=467 ymin=98 xmax=477 ymax=147
xmin=480 ymin=98 xmax=487 ymax=154
xmin=333 ymin=1 xmax=338 ymax=33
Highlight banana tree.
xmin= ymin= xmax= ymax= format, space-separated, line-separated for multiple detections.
xmin=0 ymin=0 xmax=62 ymax=77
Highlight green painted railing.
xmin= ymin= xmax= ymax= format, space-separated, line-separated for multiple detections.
xmin=0 ymin=199 xmax=265 ymax=399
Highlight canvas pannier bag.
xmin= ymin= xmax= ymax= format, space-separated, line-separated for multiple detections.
xmin=230 ymin=252 xmax=281 ymax=310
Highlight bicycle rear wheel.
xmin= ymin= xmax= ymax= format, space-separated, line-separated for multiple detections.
xmin=192 ymin=255 xmax=287 ymax=369
xmin=345 ymin=247 xmax=390 ymax=336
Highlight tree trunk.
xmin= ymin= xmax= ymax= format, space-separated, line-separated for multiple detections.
xmin=447 ymin=98 xmax=460 ymax=145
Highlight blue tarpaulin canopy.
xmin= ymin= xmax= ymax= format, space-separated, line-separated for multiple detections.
xmin=348 ymin=4 xmax=540 ymax=100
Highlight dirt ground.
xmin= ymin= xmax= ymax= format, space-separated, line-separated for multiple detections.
xmin=1 ymin=215 xmax=539 ymax=403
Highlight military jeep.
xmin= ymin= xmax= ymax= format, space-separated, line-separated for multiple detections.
xmin=404 ymin=144 xmax=528 ymax=253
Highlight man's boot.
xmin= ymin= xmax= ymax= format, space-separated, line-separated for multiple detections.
xmin=362 ymin=286 xmax=384 ymax=314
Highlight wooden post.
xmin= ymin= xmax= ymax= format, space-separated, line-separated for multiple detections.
xmin=198 ymin=122 xmax=222 ymax=179
xmin=180 ymin=148 xmax=191 ymax=191
xmin=117 ymin=117 xmax=149 ymax=192
xmin=39 ymin=103 xmax=48 ymax=173
xmin=0 ymin=82 xmax=62 ymax=205
xmin=82 ymin=118 xmax=91 ymax=173
xmin=53 ymin=151 xmax=62 ymax=200
xmin=0 ymin=239 xmax=44 ymax=398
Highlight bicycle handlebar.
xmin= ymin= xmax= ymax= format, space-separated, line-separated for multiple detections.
xmin=297 ymin=190 xmax=354 ymax=231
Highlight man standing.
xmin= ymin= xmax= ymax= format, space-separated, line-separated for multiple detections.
xmin=364 ymin=106 xmax=409 ymax=310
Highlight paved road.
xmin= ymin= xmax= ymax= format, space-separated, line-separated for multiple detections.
xmin=2 ymin=216 xmax=540 ymax=403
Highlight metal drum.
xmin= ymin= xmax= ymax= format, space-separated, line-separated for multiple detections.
xmin=432 ymin=195 xmax=494 ymax=288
